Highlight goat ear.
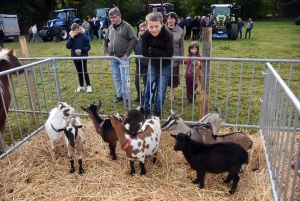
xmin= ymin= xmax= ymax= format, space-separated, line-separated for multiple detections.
xmin=57 ymin=128 xmax=65 ymax=132
xmin=81 ymin=106 xmax=87 ymax=112
xmin=97 ymin=101 xmax=101 ymax=110
xmin=170 ymin=134 xmax=177 ymax=138
xmin=122 ymin=111 xmax=128 ymax=122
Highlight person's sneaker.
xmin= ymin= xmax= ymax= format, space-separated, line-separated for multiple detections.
xmin=114 ymin=97 xmax=123 ymax=103
xmin=188 ymin=99 xmax=193 ymax=103
xmin=75 ymin=86 xmax=85 ymax=92
xmin=87 ymin=85 xmax=92 ymax=92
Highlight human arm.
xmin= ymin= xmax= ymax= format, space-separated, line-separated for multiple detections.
xmin=124 ymin=25 xmax=137 ymax=59
xmin=103 ymin=28 xmax=109 ymax=55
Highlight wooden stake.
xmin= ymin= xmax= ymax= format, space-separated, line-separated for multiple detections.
xmin=18 ymin=36 xmax=37 ymax=121
xmin=200 ymin=27 xmax=212 ymax=118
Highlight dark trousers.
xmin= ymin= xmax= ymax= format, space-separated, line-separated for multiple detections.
xmin=28 ymin=34 xmax=33 ymax=42
xmin=0 ymin=39 xmax=3 ymax=48
xmin=185 ymin=26 xmax=192 ymax=40
xmin=55 ymin=33 xmax=60 ymax=43
xmin=135 ymin=64 xmax=148 ymax=98
xmin=192 ymin=29 xmax=199 ymax=40
xmin=245 ymin=28 xmax=252 ymax=38
xmin=74 ymin=59 xmax=90 ymax=86
xmin=186 ymin=74 xmax=198 ymax=100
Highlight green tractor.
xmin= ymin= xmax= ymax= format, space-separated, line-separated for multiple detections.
xmin=203 ymin=4 xmax=241 ymax=40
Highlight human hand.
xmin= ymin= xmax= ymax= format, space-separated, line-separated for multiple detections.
xmin=75 ymin=49 xmax=81 ymax=55
xmin=123 ymin=55 xmax=128 ymax=61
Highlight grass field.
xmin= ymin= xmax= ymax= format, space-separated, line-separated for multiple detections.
xmin=2 ymin=19 xmax=300 ymax=141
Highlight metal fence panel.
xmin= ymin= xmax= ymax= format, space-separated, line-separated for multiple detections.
xmin=259 ymin=62 xmax=300 ymax=201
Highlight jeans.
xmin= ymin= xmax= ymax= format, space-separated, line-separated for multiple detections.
xmin=55 ymin=33 xmax=60 ymax=42
xmin=98 ymin=29 xmax=102 ymax=40
xmin=238 ymin=28 xmax=242 ymax=38
xmin=144 ymin=64 xmax=171 ymax=112
xmin=110 ymin=56 xmax=129 ymax=99
xmin=85 ymin=30 xmax=90 ymax=40
xmin=199 ymin=31 xmax=202 ymax=41
xmin=32 ymin=33 xmax=40 ymax=42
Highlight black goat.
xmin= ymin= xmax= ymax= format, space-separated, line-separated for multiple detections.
xmin=171 ymin=132 xmax=248 ymax=195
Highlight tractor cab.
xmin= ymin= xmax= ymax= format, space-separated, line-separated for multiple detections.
xmin=203 ymin=4 xmax=241 ymax=40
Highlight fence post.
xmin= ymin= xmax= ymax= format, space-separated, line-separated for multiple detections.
xmin=121 ymin=59 xmax=131 ymax=110
xmin=200 ymin=27 xmax=212 ymax=118
xmin=52 ymin=58 xmax=62 ymax=102
xmin=19 ymin=36 xmax=37 ymax=121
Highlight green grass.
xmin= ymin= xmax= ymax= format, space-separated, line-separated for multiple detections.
xmin=3 ymin=19 xmax=300 ymax=143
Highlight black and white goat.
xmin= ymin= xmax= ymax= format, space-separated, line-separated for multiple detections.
xmin=171 ymin=132 xmax=248 ymax=195
xmin=58 ymin=116 xmax=85 ymax=174
xmin=45 ymin=102 xmax=75 ymax=161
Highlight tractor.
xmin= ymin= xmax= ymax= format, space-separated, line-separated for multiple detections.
xmin=39 ymin=8 xmax=82 ymax=42
xmin=90 ymin=8 xmax=111 ymax=38
xmin=148 ymin=3 xmax=174 ymax=23
xmin=203 ymin=4 xmax=240 ymax=40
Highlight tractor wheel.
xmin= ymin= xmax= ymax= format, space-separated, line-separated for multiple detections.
xmin=42 ymin=36 xmax=53 ymax=42
xmin=60 ymin=27 xmax=69 ymax=41
xmin=229 ymin=23 xmax=238 ymax=40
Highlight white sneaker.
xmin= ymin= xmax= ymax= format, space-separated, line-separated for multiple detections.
xmin=75 ymin=86 xmax=85 ymax=92
xmin=87 ymin=85 xmax=92 ymax=92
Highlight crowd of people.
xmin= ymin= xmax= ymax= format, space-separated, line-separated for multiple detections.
xmin=23 ymin=8 xmax=253 ymax=119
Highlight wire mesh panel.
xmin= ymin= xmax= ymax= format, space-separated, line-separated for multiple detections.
xmin=259 ymin=62 xmax=300 ymax=201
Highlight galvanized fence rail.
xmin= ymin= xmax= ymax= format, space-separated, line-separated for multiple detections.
xmin=0 ymin=56 xmax=299 ymax=200
xmin=260 ymin=62 xmax=300 ymax=201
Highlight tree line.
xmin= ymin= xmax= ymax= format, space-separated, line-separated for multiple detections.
xmin=0 ymin=0 xmax=299 ymax=34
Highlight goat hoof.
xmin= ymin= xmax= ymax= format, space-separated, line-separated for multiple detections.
xmin=192 ymin=179 xmax=199 ymax=184
xmin=112 ymin=156 xmax=117 ymax=160
xmin=152 ymin=158 xmax=157 ymax=164
xmin=199 ymin=184 xmax=204 ymax=189
xmin=229 ymin=189 xmax=235 ymax=195
xmin=79 ymin=169 xmax=85 ymax=175
xmin=70 ymin=169 xmax=75 ymax=173
xmin=140 ymin=171 xmax=146 ymax=175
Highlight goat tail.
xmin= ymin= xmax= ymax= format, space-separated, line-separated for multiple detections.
xmin=214 ymin=106 xmax=222 ymax=119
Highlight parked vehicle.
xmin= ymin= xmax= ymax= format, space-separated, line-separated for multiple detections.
xmin=39 ymin=8 xmax=82 ymax=42
xmin=148 ymin=3 xmax=174 ymax=23
xmin=203 ymin=4 xmax=240 ymax=40
xmin=0 ymin=14 xmax=20 ymax=42
xmin=91 ymin=8 xmax=111 ymax=38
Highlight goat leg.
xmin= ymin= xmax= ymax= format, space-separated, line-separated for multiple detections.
xmin=224 ymin=173 xmax=232 ymax=183
xmin=78 ymin=158 xmax=84 ymax=174
xmin=70 ymin=158 xmax=75 ymax=173
xmin=109 ymin=143 xmax=117 ymax=160
xmin=139 ymin=161 xmax=146 ymax=175
xmin=129 ymin=160 xmax=135 ymax=176
xmin=152 ymin=153 xmax=157 ymax=164
xmin=229 ymin=174 xmax=240 ymax=195
xmin=196 ymin=170 xmax=205 ymax=189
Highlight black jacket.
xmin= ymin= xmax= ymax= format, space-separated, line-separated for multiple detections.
xmin=66 ymin=28 xmax=91 ymax=57
xmin=141 ymin=26 xmax=174 ymax=68
xmin=134 ymin=39 xmax=149 ymax=66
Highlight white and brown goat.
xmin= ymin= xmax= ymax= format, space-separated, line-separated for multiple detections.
xmin=81 ymin=101 xmax=145 ymax=160
xmin=58 ymin=116 xmax=85 ymax=174
xmin=108 ymin=112 xmax=162 ymax=176
xmin=44 ymin=102 xmax=75 ymax=161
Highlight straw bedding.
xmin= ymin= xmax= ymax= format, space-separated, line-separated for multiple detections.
xmin=0 ymin=120 xmax=276 ymax=201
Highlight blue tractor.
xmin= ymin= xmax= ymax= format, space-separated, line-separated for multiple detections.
xmin=91 ymin=8 xmax=111 ymax=38
xmin=39 ymin=8 xmax=82 ymax=42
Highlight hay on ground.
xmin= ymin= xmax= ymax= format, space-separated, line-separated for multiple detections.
xmin=0 ymin=121 xmax=275 ymax=201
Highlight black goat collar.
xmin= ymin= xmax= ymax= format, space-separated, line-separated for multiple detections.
xmin=97 ymin=121 xmax=105 ymax=134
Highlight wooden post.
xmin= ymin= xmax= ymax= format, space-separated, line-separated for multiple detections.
xmin=18 ymin=36 xmax=37 ymax=121
xmin=200 ymin=27 xmax=212 ymax=118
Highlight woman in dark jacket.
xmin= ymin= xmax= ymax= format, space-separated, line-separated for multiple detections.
xmin=66 ymin=23 xmax=92 ymax=93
